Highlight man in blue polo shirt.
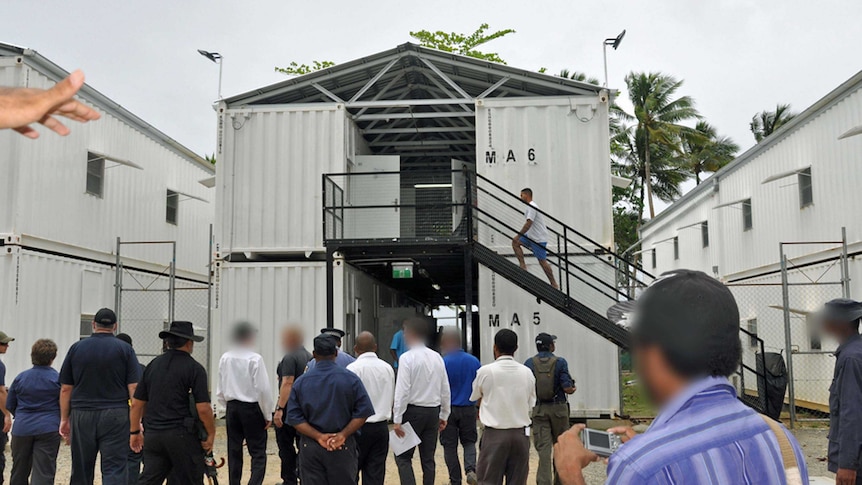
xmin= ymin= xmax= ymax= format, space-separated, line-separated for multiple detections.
xmin=440 ymin=328 xmax=481 ymax=485
xmin=59 ymin=308 xmax=140 ymax=485
xmin=287 ymin=334 xmax=374 ymax=484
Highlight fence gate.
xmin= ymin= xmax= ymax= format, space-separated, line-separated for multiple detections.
xmin=113 ymin=238 xmax=212 ymax=373
xmin=729 ymin=229 xmax=849 ymax=427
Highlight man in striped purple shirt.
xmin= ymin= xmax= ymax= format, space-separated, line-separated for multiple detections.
xmin=555 ymin=270 xmax=809 ymax=485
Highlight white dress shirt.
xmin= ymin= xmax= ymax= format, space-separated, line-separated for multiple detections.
xmin=393 ymin=344 xmax=451 ymax=424
xmin=216 ymin=347 xmax=274 ymax=419
xmin=347 ymin=352 xmax=395 ymax=423
xmin=470 ymin=355 xmax=536 ymax=429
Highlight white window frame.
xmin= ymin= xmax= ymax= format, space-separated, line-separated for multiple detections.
xmin=86 ymin=152 xmax=105 ymax=198
xmin=166 ymin=189 xmax=179 ymax=225
xmin=798 ymin=168 xmax=813 ymax=208
xmin=742 ymin=199 xmax=753 ymax=231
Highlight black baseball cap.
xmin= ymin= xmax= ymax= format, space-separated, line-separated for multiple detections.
xmin=535 ymin=332 xmax=557 ymax=349
xmin=628 ymin=270 xmax=741 ymax=378
xmin=313 ymin=334 xmax=338 ymax=356
xmin=94 ymin=308 xmax=117 ymax=326
xmin=817 ymin=298 xmax=862 ymax=324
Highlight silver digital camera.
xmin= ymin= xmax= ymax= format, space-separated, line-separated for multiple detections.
xmin=580 ymin=428 xmax=623 ymax=457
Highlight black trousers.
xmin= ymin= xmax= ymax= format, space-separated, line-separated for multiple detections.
xmin=275 ymin=424 xmax=300 ymax=484
xmin=70 ymin=407 xmax=129 ymax=485
xmin=0 ymin=413 xmax=6 ymax=485
xmin=10 ymin=432 xmax=60 ymax=485
xmin=225 ymin=401 xmax=267 ymax=485
xmin=299 ymin=435 xmax=357 ymax=485
xmin=356 ymin=421 xmax=389 ymax=485
xmin=440 ymin=406 xmax=478 ymax=484
xmin=395 ymin=405 xmax=441 ymax=485
xmin=138 ymin=429 xmax=205 ymax=485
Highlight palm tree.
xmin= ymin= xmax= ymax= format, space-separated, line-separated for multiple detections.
xmin=613 ymin=124 xmax=690 ymax=222
xmin=750 ymin=104 xmax=796 ymax=142
xmin=622 ymin=72 xmax=701 ymax=218
xmin=681 ymin=121 xmax=740 ymax=184
xmin=558 ymin=69 xmax=601 ymax=86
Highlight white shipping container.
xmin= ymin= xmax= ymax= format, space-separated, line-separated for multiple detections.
xmin=216 ymin=105 xmax=369 ymax=255
xmin=479 ymin=266 xmax=620 ymax=417
xmin=476 ymin=96 xmax=613 ymax=250
xmin=0 ymin=61 xmax=214 ymax=276
xmin=213 ymin=258 xmax=422 ymax=388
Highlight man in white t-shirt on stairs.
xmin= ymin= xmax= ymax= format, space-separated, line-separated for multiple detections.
xmin=512 ymin=187 xmax=559 ymax=289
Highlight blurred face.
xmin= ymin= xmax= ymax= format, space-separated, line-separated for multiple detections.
xmin=281 ymin=330 xmax=291 ymax=350
xmin=0 ymin=342 xmax=8 ymax=354
xmin=633 ymin=343 xmax=671 ymax=406
xmin=822 ymin=319 xmax=852 ymax=344
xmin=441 ymin=334 xmax=459 ymax=354
xmin=520 ymin=191 xmax=530 ymax=203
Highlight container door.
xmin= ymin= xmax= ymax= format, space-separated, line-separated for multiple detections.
xmin=350 ymin=155 xmax=400 ymax=239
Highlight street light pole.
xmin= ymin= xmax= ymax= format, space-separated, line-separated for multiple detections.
xmin=197 ymin=49 xmax=224 ymax=99
xmin=602 ymin=30 xmax=626 ymax=87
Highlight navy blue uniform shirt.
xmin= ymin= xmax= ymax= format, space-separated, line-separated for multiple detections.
xmin=59 ymin=333 xmax=139 ymax=410
xmin=524 ymin=351 xmax=574 ymax=403
xmin=287 ymin=359 xmax=374 ymax=434
xmin=7 ymin=366 xmax=61 ymax=436
xmin=829 ymin=333 xmax=862 ymax=473
xmin=444 ymin=349 xmax=481 ymax=407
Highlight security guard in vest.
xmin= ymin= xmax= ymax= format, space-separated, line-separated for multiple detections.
xmin=524 ymin=332 xmax=575 ymax=485
xmin=819 ymin=299 xmax=862 ymax=485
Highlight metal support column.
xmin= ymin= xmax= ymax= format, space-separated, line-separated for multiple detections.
xmin=463 ymin=171 xmax=474 ymax=352
xmin=206 ymin=224 xmax=214 ymax=386
xmin=326 ymin=248 xmax=335 ymax=328
xmin=169 ymin=242 xmax=177 ymax=323
xmin=779 ymin=249 xmax=797 ymax=428
xmin=842 ymin=226 xmax=851 ymax=298
xmin=114 ymin=237 xmax=122 ymax=314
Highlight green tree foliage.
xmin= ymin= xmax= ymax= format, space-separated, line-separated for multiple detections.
xmin=750 ymin=103 xmax=796 ymax=142
xmin=680 ymin=121 xmax=739 ymax=184
xmin=274 ymin=60 xmax=336 ymax=76
xmin=205 ymin=154 xmax=216 ymax=165
xmin=409 ymin=23 xmax=515 ymax=64
xmin=557 ymin=69 xmax=601 ymax=86
xmin=620 ymin=72 xmax=701 ymax=219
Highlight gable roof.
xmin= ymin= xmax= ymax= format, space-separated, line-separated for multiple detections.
xmin=225 ymin=42 xmax=603 ymax=107
xmin=0 ymin=42 xmax=213 ymax=174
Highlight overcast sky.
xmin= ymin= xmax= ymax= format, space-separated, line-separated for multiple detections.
xmin=6 ymin=0 xmax=861 ymax=209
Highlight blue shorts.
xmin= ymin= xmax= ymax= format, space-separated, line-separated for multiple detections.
xmin=519 ymin=236 xmax=548 ymax=261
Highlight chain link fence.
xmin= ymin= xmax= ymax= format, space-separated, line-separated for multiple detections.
xmin=728 ymin=243 xmax=847 ymax=426
xmin=115 ymin=239 xmax=212 ymax=373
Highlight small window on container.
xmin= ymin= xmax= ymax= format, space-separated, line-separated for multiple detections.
xmin=673 ymin=237 xmax=679 ymax=260
xmin=86 ymin=152 xmax=105 ymax=198
xmin=166 ymin=190 xmax=179 ymax=225
xmin=798 ymin=168 xmax=813 ymax=208
xmin=742 ymin=199 xmax=753 ymax=231
xmin=701 ymin=222 xmax=709 ymax=248
xmin=651 ymin=249 xmax=657 ymax=269
xmin=80 ymin=314 xmax=94 ymax=340
xmin=747 ymin=318 xmax=758 ymax=348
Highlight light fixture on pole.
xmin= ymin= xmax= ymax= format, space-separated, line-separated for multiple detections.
xmin=197 ymin=49 xmax=223 ymax=99
xmin=602 ymin=30 xmax=626 ymax=87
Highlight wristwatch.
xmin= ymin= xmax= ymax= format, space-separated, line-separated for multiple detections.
xmin=130 ymin=429 xmax=141 ymax=435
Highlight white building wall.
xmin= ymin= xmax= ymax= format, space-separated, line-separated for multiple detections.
xmin=476 ymin=95 xmax=613 ymax=249
xmin=0 ymin=62 xmax=214 ymax=277
xmin=215 ymin=104 xmax=348 ymax=256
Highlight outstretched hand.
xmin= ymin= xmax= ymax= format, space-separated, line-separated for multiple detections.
xmin=0 ymin=70 xmax=100 ymax=138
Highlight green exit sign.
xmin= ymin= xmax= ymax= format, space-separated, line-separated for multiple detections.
xmin=392 ymin=263 xmax=414 ymax=279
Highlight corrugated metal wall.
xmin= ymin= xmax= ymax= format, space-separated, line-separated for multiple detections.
xmin=643 ymin=82 xmax=862 ymax=281
xmin=478 ymin=266 xmax=620 ymax=415
xmin=476 ymin=96 xmax=613 ymax=248
xmin=0 ymin=63 xmax=214 ymax=275
xmin=216 ymin=261 xmax=329 ymax=377
xmin=0 ymin=249 xmax=211 ymax=380
xmin=216 ymin=105 xmax=348 ymax=255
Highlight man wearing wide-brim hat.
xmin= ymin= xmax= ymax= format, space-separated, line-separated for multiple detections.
xmin=819 ymin=298 xmax=862 ymax=485
xmin=306 ymin=328 xmax=356 ymax=370
xmin=130 ymin=321 xmax=214 ymax=485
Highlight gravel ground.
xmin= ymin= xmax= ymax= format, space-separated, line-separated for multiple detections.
xmin=30 ymin=422 xmax=834 ymax=484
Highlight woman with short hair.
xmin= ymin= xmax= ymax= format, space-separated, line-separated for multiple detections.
xmin=7 ymin=339 xmax=61 ymax=485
